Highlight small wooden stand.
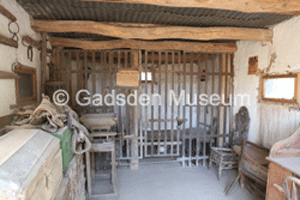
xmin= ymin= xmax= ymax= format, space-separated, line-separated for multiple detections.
xmin=86 ymin=130 xmax=117 ymax=200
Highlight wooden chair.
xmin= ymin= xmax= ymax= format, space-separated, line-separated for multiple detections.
xmin=224 ymin=140 xmax=270 ymax=196
xmin=208 ymin=106 xmax=250 ymax=180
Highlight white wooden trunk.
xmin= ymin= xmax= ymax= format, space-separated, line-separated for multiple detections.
xmin=0 ymin=129 xmax=62 ymax=200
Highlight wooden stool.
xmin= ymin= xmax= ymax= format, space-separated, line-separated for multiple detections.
xmin=209 ymin=147 xmax=238 ymax=180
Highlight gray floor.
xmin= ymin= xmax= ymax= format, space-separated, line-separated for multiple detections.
xmin=116 ymin=161 xmax=259 ymax=200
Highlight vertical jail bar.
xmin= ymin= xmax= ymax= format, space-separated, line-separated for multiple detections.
xmin=196 ymin=53 xmax=201 ymax=166
xmin=182 ymin=51 xmax=187 ymax=167
xmin=177 ymin=51 xmax=181 ymax=156
xmin=144 ymin=51 xmax=149 ymax=156
xmin=164 ymin=52 xmax=168 ymax=155
xmin=171 ymin=52 xmax=175 ymax=156
xmin=150 ymin=52 xmax=155 ymax=156
xmin=211 ymin=54 xmax=216 ymax=148
xmin=203 ymin=55 xmax=208 ymax=166
xmin=189 ymin=52 xmax=193 ymax=167
xmin=158 ymin=51 xmax=162 ymax=154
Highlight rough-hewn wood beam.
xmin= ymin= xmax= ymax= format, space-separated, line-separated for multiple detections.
xmin=0 ymin=34 xmax=18 ymax=48
xmin=82 ymin=0 xmax=300 ymax=15
xmin=0 ymin=5 xmax=17 ymax=22
xmin=0 ymin=71 xmax=19 ymax=79
xmin=32 ymin=20 xmax=273 ymax=42
xmin=50 ymin=37 xmax=238 ymax=53
xmin=22 ymin=35 xmax=42 ymax=50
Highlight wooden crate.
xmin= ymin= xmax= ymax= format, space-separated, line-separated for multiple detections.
xmin=0 ymin=129 xmax=62 ymax=200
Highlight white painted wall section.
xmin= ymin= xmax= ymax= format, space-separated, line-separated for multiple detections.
xmin=0 ymin=0 xmax=41 ymax=117
xmin=234 ymin=16 xmax=300 ymax=148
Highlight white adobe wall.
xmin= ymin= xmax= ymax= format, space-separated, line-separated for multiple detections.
xmin=234 ymin=41 xmax=270 ymax=143
xmin=234 ymin=16 xmax=300 ymax=148
xmin=0 ymin=0 xmax=41 ymax=117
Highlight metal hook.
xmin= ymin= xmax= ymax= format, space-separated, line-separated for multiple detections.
xmin=22 ymin=37 xmax=30 ymax=47
xmin=8 ymin=21 xmax=20 ymax=42
xmin=12 ymin=33 xmax=19 ymax=42
xmin=11 ymin=62 xmax=19 ymax=72
xmin=8 ymin=21 xmax=20 ymax=34
xmin=27 ymin=46 xmax=33 ymax=62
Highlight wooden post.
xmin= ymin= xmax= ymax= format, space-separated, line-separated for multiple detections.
xmin=40 ymin=32 xmax=47 ymax=99
xmin=218 ymin=54 xmax=227 ymax=147
xmin=131 ymin=51 xmax=139 ymax=170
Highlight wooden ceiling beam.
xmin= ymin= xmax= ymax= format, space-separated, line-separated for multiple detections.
xmin=82 ymin=0 xmax=300 ymax=15
xmin=32 ymin=20 xmax=273 ymax=42
xmin=50 ymin=37 xmax=238 ymax=53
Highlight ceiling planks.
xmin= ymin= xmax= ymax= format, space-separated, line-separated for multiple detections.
xmin=81 ymin=0 xmax=300 ymax=15
xmin=32 ymin=20 xmax=273 ymax=42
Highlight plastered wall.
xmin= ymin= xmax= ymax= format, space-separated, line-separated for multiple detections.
xmin=234 ymin=16 xmax=300 ymax=148
xmin=0 ymin=0 xmax=41 ymax=117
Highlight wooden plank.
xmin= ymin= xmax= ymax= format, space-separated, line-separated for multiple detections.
xmin=22 ymin=35 xmax=42 ymax=50
xmin=164 ymin=51 xmax=168 ymax=156
xmin=82 ymin=0 xmax=300 ymax=15
xmin=203 ymin=55 xmax=208 ymax=165
xmin=51 ymin=37 xmax=237 ymax=52
xmin=171 ymin=51 xmax=175 ymax=156
xmin=0 ymin=5 xmax=17 ymax=22
xmin=182 ymin=51 xmax=187 ymax=167
xmin=150 ymin=52 xmax=155 ymax=156
xmin=85 ymin=152 xmax=92 ymax=196
xmin=31 ymin=20 xmax=273 ymax=42
xmin=266 ymin=162 xmax=292 ymax=200
xmin=189 ymin=52 xmax=194 ymax=167
xmin=177 ymin=51 xmax=181 ymax=156
xmin=0 ymin=114 xmax=12 ymax=130
xmin=41 ymin=32 xmax=47 ymax=97
xmin=144 ymin=51 xmax=149 ymax=156
xmin=158 ymin=51 xmax=162 ymax=152
xmin=0 ymin=33 xmax=18 ymax=48
xmin=0 ymin=70 xmax=19 ymax=79
xmin=219 ymin=54 xmax=226 ymax=146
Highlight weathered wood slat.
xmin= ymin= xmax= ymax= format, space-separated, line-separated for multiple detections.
xmin=0 ymin=33 xmax=18 ymax=48
xmin=82 ymin=0 xmax=300 ymax=14
xmin=0 ymin=70 xmax=19 ymax=79
xmin=51 ymin=37 xmax=238 ymax=52
xmin=0 ymin=5 xmax=17 ymax=22
xmin=46 ymin=81 xmax=66 ymax=86
xmin=32 ymin=20 xmax=273 ymax=41
xmin=41 ymin=32 xmax=47 ymax=96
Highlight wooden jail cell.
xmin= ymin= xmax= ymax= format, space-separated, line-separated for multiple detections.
xmin=47 ymin=49 xmax=234 ymax=167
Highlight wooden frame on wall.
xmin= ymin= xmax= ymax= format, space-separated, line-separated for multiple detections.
xmin=261 ymin=74 xmax=298 ymax=104
xmin=14 ymin=63 xmax=37 ymax=104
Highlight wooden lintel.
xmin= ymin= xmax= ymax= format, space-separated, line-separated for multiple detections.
xmin=82 ymin=0 xmax=300 ymax=15
xmin=0 ymin=5 xmax=17 ymax=22
xmin=32 ymin=20 xmax=273 ymax=42
xmin=0 ymin=34 xmax=18 ymax=48
xmin=51 ymin=37 xmax=237 ymax=53
xmin=0 ymin=70 xmax=19 ymax=79
xmin=22 ymin=35 xmax=42 ymax=50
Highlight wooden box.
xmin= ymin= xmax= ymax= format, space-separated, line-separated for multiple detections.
xmin=0 ymin=129 xmax=62 ymax=200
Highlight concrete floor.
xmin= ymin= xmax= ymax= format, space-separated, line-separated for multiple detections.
xmin=116 ymin=161 xmax=260 ymax=200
